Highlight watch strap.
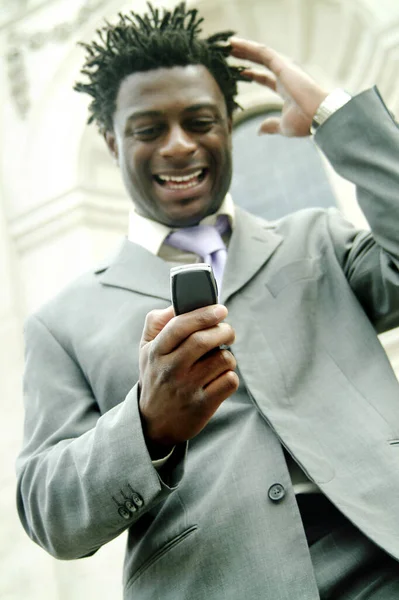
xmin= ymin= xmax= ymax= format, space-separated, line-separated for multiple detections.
xmin=311 ymin=88 xmax=352 ymax=134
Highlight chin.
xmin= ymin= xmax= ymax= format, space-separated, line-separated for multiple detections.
xmin=162 ymin=198 xmax=220 ymax=228
xmin=166 ymin=213 xmax=202 ymax=228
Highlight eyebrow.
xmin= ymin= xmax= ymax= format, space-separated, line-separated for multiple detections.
xmin=184 ymin=103 xmax=220 ymax=113
xmin=125 ymin=103 xmax=220 ymax=123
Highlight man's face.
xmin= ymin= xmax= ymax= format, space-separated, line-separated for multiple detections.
xmin=106 ymin=65 xmax=233 ymax=227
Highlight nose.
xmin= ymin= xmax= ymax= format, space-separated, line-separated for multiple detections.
xmin=160 ymin=124 xmax=197 ymax=159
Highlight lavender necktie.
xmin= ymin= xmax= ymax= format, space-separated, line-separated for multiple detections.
xmin=164 ymin=214 xmax=229 ymax=294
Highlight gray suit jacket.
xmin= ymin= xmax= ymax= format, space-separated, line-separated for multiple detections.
xmin=17 ymin=88 xmax=399 ymax=600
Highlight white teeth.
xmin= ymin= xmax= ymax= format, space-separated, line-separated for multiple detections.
xmin=168 ymin=179 xmax=199 ymax=190
xmin=158 ymin=169 xmax=203 ymax=183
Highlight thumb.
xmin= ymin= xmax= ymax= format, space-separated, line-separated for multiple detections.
xmin=140 ymin=306 xmax=175 ymax=347
xmin=258 ymin=117 xmax=281 ymax=135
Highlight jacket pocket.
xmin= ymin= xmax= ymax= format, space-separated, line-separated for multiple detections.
xmin=265 ymin=257 xmax=323 ymax=297
xmin=125 ymin=525 xmax=198 ymax=590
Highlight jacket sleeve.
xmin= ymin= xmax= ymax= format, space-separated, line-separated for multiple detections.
xmin=16 ymin=314 xmax=186 ymax=560
xmin=316 ymin=87 xmax=399 ymax=333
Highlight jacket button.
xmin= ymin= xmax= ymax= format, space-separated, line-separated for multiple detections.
xmin=124 ymin=500 xmax=137 ymax=513
xmin=132 ymin=492 xmax=144 ymax=508
xmin=268 ymin=483 xmax=286 ymax=502
xmin=118 ymin=506 xmax=131 ymax=520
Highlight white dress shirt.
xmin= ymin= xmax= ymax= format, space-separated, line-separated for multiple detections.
xmin=128 ymin=193 xmax=235 ymax=260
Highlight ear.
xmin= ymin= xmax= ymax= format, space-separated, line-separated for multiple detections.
xmin=104 ymin=130 xmax=119 ymax=163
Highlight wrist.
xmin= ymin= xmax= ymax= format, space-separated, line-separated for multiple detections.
xmin=146 ymin=437 xmax=175 ymax=460
xmin=138 ymin=398 xmax=176 ymax=459
xmin=310 ymin=88 xmax=352 ymax=134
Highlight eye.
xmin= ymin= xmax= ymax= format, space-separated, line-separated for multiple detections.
xmin=132 ymin=125 xmax=164 ymax=141
xmin=189 ymin=118 xmax=216 ymax=132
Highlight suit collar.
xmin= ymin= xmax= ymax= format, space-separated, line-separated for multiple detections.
xmin=97 ymin=207 xmax=283 ymax=303
xmin=97 ymin=239 xmax=171 ymax=301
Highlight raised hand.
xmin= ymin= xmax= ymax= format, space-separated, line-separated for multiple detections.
xmin=230 ymin=37 xmax=330 ymax=137
xmin=138 ymin=305 xmax=239 ymax=453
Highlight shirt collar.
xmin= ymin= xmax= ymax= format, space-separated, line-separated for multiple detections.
xmin=128 ymin=194 xmax=235 ymax=256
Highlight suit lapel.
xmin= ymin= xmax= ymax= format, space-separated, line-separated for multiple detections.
xmin=97 ymin=207 xmax=283 ymax=304
xmin=221 ymin=207 xmax=283 ymax=303
xmin=97 ymin=238 xmax=171 ymax=301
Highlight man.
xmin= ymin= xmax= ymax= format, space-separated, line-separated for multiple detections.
xmin=16 ymin=3 xmax=399 ymax=599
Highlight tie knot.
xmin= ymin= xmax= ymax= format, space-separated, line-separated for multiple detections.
xmin=165 ymin=214 xmax=230 ymax=260
xmin=164 ymin=215 xmax=230 ymax=294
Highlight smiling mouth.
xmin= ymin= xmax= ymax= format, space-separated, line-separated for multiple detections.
xmin=153 ymin=168 xmax=208 ymax=190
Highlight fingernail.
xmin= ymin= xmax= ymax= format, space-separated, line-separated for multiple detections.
xmin=214 ymin=305 xmax=228 ymax=319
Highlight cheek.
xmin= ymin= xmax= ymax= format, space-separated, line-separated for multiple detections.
xmin=215 ymin=140 xmax=232 ymax=173
xmin=123 ymin=148 xmax=150 ymax=182
xmin=216 ymin=130 xmax=231 ymax=156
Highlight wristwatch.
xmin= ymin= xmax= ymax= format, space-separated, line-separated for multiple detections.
xmin=310 ymin=88 xmax=352 ymax=134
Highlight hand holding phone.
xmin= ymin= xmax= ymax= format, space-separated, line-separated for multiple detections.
xmin=138 ymin=263 xmax=238 ymax=448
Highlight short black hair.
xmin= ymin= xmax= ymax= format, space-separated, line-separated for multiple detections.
xmin=74 ymin=2 xmax=247 ymax=133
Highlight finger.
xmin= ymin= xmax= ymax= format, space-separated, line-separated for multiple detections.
xmin=241 ymin=68 xmax=277 ymax=92
xmin=258 ymin=117 xmax=281 ymax=135
xmin=187 ymin=370 xmax=240 ymax=431
xmin=153 ymin=304 xmax=228 ymax=355
xmin=194 ymin=348 xmax=237 ymax=387
xmin=203 ymin=370 xmax=240 ymax=399
xmin=178 ymin=322 xmax=236 ymax=365
xmin=230 ymin=37 xmax=284 ymax=75
xmin=140 ymin=306 xmax=175 ymax=347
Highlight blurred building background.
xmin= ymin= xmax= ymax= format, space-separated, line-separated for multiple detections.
xmin=1 ymin=0 xmax=399 ymax=597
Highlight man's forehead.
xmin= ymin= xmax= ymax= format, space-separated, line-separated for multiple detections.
xmin=115 ymin=64 xmax=225 ymax=114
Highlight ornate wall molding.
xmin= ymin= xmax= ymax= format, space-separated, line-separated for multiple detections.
xmin=5 ymin=0 xmax=111 ymax=119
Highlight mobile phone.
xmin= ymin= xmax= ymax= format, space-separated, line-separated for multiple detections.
xmin=170 ymin=263 xmax=218 ymax=315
